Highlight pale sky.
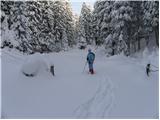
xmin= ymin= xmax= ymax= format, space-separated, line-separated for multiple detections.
xmin=70 ymin=0 xmax=96 ymax=15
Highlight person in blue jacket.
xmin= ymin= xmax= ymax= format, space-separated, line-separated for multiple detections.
xmin=87 ymin=49 xmax=95 ymax=74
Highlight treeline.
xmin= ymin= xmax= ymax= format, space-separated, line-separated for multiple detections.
xmin=1 ymin=0 xmax=159 ymax=56
xmin=1 ymin=0 xmax=75 ymax=54
xmin=77 ymin=1 xmax=159 ymax=56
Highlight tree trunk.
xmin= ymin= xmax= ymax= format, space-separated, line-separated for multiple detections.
xmin=134 ymin=42 xmax=136 ymax=53
xmin=127 ymin=41 xmax=130 ymax=55
xmin=138 ymin=39 xmax=141 ymax=51
xmin=145 ymin=36 xmax=149 ymax=47
xmin=112 ymin=49 xmax=114 ymax=56
xmin=126 ymin=24 xmax=131 ymax=55
xmin=154 ymin=26 xmax=159 ymax=47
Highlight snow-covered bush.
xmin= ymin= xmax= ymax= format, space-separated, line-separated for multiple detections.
xmin=21 ymin=53 xmax=51 ymax=77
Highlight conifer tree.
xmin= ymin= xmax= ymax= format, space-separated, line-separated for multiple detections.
xmin=79 ymin=2 xmax=92 ymax=45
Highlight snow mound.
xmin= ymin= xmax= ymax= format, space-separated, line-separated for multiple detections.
xmin=21 ymin=53 xmax=52 ymax=77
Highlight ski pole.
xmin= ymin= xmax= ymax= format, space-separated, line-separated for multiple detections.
xmin=82 ymin=61 xmax=87 ymax=73
xmin=151 ymin=69 xmax=159 ymax=72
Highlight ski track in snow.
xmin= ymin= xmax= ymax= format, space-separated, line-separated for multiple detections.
xmin=74 ymin=76 xmax=114 ymax=118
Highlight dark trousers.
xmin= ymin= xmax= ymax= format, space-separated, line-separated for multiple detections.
xmin=88 ymin=63 xmax=94 ymax=74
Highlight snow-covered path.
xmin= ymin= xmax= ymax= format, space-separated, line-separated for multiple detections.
xmin=1 ymin=48 xmax=159 ymax=118
xmin=74 ymin=77 xmax=114 ymax=118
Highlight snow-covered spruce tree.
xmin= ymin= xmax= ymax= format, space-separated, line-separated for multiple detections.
xmin=24 ymin=1 xmax=44 ymax=53
xmin=25 ymin=1 xmax=63 ymax=53
xmin=1 ymin=1 xmax=41 ymax=53
xmin=64 ymin=0 xmax=75 ymax=47
xmin=92 ymin=0 xmax=104 ymax=45
xmin=92 ymin=0 xmax=113 ymax=46
xmin=142 ymin=1 xmax=159 ymax=47
xmin=49 ymin=0 xmax=75 ymax=52
xmin=1 ymin=1 xmax=14 ymax=30
xmin=1 ymin=1 xmax=24 ymax=50
xmin=31 ymin=0 xmax=75 ymax=52
xmin=105 ymin=34 xmax=114 ymax=56
xmin=51 ymin=0 xmax=67 ymax=51
xmin=128 ymin=1 xmax=144 ymax=53
xmin=1 ymin=1 xmax=13 ymax=48
xmin=79 ymin=2 xmax=92 ymax=45
xmin=110 ymin=1 xmax=133 ymax=55
xmin=73 ymin=14 xmax=80 ymax=44
xmin=117 ymin=32 xmax=127 ymax=55
xmin=100 ymin=1 xmax=113 ymax=43
xmin=35 ymin=1 xmax=56 ymax=53
xmin=11 ymin=1 xmax=31 ymax=53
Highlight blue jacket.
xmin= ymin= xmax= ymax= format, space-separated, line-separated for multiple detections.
xmin=87 ymin=52 xmax=95 ymax=64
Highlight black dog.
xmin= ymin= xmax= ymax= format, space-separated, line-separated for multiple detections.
xmin=146 ymin=64 xmax=150 ymax=76
xmin=50 ymin=65 xmax=55 ymax=76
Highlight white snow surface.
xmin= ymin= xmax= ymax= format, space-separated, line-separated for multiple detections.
xmin=1 ymin=47 xmax=159 ymax=119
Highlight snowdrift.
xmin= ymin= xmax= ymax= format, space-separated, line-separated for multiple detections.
xmin=21 ymin=53 xmax=53 ymax=77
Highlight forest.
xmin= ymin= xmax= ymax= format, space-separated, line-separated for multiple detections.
xmin=1 ymin=0 xmax=159 ymax=56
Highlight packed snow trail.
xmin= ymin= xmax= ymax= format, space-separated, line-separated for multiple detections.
xmin=74 ymin=77 xmax=114 ymax=118
xmin=1 ymin=48 xmax=158 ymax=118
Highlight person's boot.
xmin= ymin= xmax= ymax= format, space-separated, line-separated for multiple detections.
xmin=91 ymin=69 xmax=94 ymax=74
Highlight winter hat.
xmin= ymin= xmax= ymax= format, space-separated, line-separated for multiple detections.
xmin=88 ymin=48 xmax=91 ymax=52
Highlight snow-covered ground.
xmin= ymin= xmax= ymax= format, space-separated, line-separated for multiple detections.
xmin=1 ymin=47 xmax=159 ymax=119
